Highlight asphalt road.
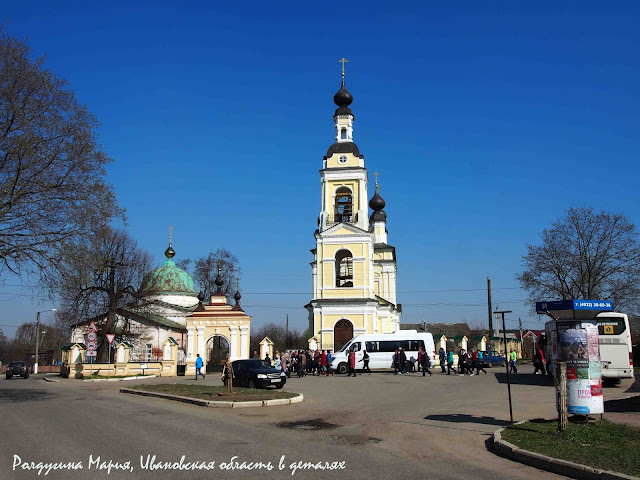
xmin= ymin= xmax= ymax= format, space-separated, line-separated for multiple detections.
xmin=0 ymin=366 xmax=635 ymax=480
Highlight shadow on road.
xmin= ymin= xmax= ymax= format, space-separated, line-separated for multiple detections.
xmin=423 ymin=414 xmax=510 ymax=427
xmin=493 ymin=372 xmax=555 ymax=386
xmin=604 ymin=395 xmax=640 ymax=413
xmin=0 ymin=389 xmax=55 ymax=403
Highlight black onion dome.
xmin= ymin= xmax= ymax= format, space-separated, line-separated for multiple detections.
xmin=234 ymin=289 xmax=241 ymax=302
xmin=333 ymin=78 xmax=353 ymax=107
xmin=369 ymin=210 xmax=387 ymax=223
xmin=164 ymin=245 xmax=175 ymax=259
xmin=369 ymin=186 xmax=386 ymax=211
xmin=197 ymin=289 xmax=205 ymax=302
xmin=215 ymin=271 xmax=223 ymax=287
xmin=326 ymin=141 xmax=361 ymax=158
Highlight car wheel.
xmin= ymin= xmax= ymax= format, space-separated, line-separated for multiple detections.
xmin=405 ymin=362 xmax=414 ymax=373
xmin=487 ymin=361 xmax=493 ymax=368
xmin=337 ymin=363 xmax=348 ymax=375
xmin=248 ymin=379 xmax=256 ymax=389
xmin=23 ymin=373 xmax=29 ymax=379
xmin=5 ymin=374 xmax=11 ymax=380
xmin=501 ymin=362 xmax=506 ymax=367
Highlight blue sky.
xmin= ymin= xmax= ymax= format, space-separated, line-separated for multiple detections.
xmin=1 ymin=2 xmax=639 ymax=338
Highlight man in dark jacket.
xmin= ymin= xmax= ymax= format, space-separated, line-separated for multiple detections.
xmin=398 ymin=347 xmax=407 ymax=374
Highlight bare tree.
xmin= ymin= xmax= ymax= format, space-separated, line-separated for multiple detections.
xmin=183 ymin=249 xmax=240 ymax=303
xmin=517 ymin=206 xmax=640 ymax=314
xmin=0 ymin=30 xmax=122 ymax=276
xmin=46 ymin=227 xmax=153 ymax=361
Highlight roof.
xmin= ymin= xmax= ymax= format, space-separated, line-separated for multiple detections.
xmin=118 ymin=308 xmax=186 ymax=331
xmin=325 ymin=141 xmax=363 ymax=159
xmin=425 ymin=323 xmax=473 ymax=338
xmin=140 ymin=257 xmax=198 ymax=297
xmin=472 ymin=335 xmax=486 ymax=340
xmin=433 ymin=334 xmax=446 ymax=340
xmin=453 ymin=335 xmax=468 ymax=341
xmin=400 ymin=323 xmax=427 ymax=332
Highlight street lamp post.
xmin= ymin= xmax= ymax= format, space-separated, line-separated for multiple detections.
xmin=35 ymin=309 xmax=57 ymax=374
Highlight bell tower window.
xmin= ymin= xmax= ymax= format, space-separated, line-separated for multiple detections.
xmin=335 ymin=250 xmax=354 ymax=287
xmin=341 ymin=128 xmax=347 ymax=140
xmin=334 ymin=187 xmax=353 ymax=223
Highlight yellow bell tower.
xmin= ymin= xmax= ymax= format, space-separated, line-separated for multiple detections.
xmin=306 ymin=61 xmax=401 ymax=353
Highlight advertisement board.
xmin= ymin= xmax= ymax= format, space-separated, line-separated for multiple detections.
xmin=555 ymin=320 xmax=603 ymax=415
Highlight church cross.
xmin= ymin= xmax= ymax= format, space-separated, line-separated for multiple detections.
xmin=339 ymin=57 xmax=349 ymax=76
xmin=373 ymin=171 xmax=379 ymax=186
xmin=168 ymin=226 xmax=174 ymax=246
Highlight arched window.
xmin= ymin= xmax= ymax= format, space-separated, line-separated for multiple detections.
xmin=334 ymin=187 xmax=353 ymax=223
xmin=335 ymin=250 xmax=353 ymax=287
xmin=341 ymin=128 xmax=347 ymax=139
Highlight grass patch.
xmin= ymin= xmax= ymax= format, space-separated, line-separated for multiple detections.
xmin=502 ymin=419 xmax=640 ymax=476
xmin=133 ymin=384 xmax=298 ymax=402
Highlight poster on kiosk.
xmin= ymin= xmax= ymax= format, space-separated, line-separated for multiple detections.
xmin=556 ymin=320 xmax=604 ymax=415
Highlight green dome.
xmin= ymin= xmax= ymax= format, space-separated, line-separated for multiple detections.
xmin=141 ymin=258 xmax=198 ymax=297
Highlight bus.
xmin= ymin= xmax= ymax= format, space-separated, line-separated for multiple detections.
xmin=545 ymin=312 xmax=634 ymax=385
xmin=329 ymin=331 xmax=436 ymax=374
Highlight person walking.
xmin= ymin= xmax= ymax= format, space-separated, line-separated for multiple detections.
xmin=320 ymin=350 xmax=327 ymax=375
xmin=533 ymin=347 xmax=545 ymax=374
xmin=326 ymin=350 xmax=334 ymax=376
xmin=439 ymin=348 xmax=446 ymax=374
xmin=393 ymin=348 xmax=399 ymax=374
xmin=476 ymin=350 xmax=487 ymax=375
xmin=417 ymin=348 xmax=424 ymax=375
xmin=359 ymin=350 xmax=371 ymax=374
xmin=510 ymin=350 xmax=518 ymax=374
xmin=194 ymin=354 xmax=206 ymax=380
xmin=420 ymin=349 xmax=432 ymax=376
xmin=264 ymin=352 xmax=271 ymax=366
xmin=458 ymin=349 xmax=469 ymax=376
xmin=398 ymin=347 xmax=407 ymax=374
xmin=447 ymin=350 xmax=457 ymax=375
xmin=347 ymin=349 xmax=357 ymax=377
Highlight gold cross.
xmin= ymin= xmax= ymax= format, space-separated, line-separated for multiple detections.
xmin=339 ymin=57 xmax=349 ymax=76
xmin=373 ymin=171 xmax=379 ymax=186
xmin=168 ymin=226 xmax=174 ymax=246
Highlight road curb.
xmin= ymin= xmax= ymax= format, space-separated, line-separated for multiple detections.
xmin=491 ymin=424 xmax=639 ymax=480
xmin=120 ymin=388 xmax=303 ymax=408
xmin=84 ymin=375 xmax=157 ymax=382
xmin=43 ymin=375 xmax=60 ymax=383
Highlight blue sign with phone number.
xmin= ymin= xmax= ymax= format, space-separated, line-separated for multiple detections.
xmin=535 ymin=300 xmax=612 ymax=313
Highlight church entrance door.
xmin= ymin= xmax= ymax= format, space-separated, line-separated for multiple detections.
xmin=206 ymin=335 xmax=230 ymax=373
xmin=334 ymin=319 xmax=353 ymax=352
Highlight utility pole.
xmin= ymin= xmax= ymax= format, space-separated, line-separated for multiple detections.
xmin=518 ymin=318 xmax=524 ymax=357
xmin=286 ymin=314 xmax=289 ymax=350
xmin=495 ymin=309 xmax=514 ymax=424
xmin=34 ymin=308 xmax=56 ymax=374
xmin=487 ymin=277 xmax=493 ymax=335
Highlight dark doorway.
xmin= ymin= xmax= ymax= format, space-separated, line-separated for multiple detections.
xmin=334 ymin=319 xmax=353 ymax=352
xmin=206 ymin=335 xmax=230 ymax=373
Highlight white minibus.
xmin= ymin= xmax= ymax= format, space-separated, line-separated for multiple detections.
xmin=544 ymin=312 xmax=634 ymax=385
xmin=330 ymin=330 xmax=436 ymax=374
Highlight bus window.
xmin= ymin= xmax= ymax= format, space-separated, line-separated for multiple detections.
xmin=340 ymin=343 xmax=351 ymax=353
xmin=379 ymin=341 xmax=399 ymax=352
xmin=365 ymin=341 xmax=378 ymax=352
xmin=595 ymin=318 xmax=627 ymax=335
xmin=351 ymin=342 xmax=361 ymax=352
xmin=408 ymin=340 xmax=424 ymax=351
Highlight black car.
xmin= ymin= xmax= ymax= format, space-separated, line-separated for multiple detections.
xmin=224 ymin=359 xmax=286 ymax=389
xmin=6 ymin=361 xmax=30 ymax=379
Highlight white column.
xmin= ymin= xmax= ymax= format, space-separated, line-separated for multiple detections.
xmin=186 ymin=326 xmax=194 ymax=359
xmin=240 ymin=326 xmax=249 ymax=359
xmin=197 ymin=327 xmax=206 ymax=359
xmin=229 ymin=326 xmax=238 ymax=360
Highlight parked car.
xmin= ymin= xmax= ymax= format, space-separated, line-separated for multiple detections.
xmin=6 ymin=361 xmax=30 ymax=379
xmin=223 ymin=359 xmax=286 ymax=389
xmin=479 ymin=351 xmax=506 ymax=368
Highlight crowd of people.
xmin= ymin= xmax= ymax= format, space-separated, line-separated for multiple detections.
xmin=253 ymin=345 xmax=544 ymax=377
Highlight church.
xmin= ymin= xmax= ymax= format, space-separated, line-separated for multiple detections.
xmin=306 ymin=63 xmax=401 ymax=353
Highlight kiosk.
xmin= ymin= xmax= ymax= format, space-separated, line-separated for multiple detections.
xmin=536 ymin=300 xmax=612 ymax=416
